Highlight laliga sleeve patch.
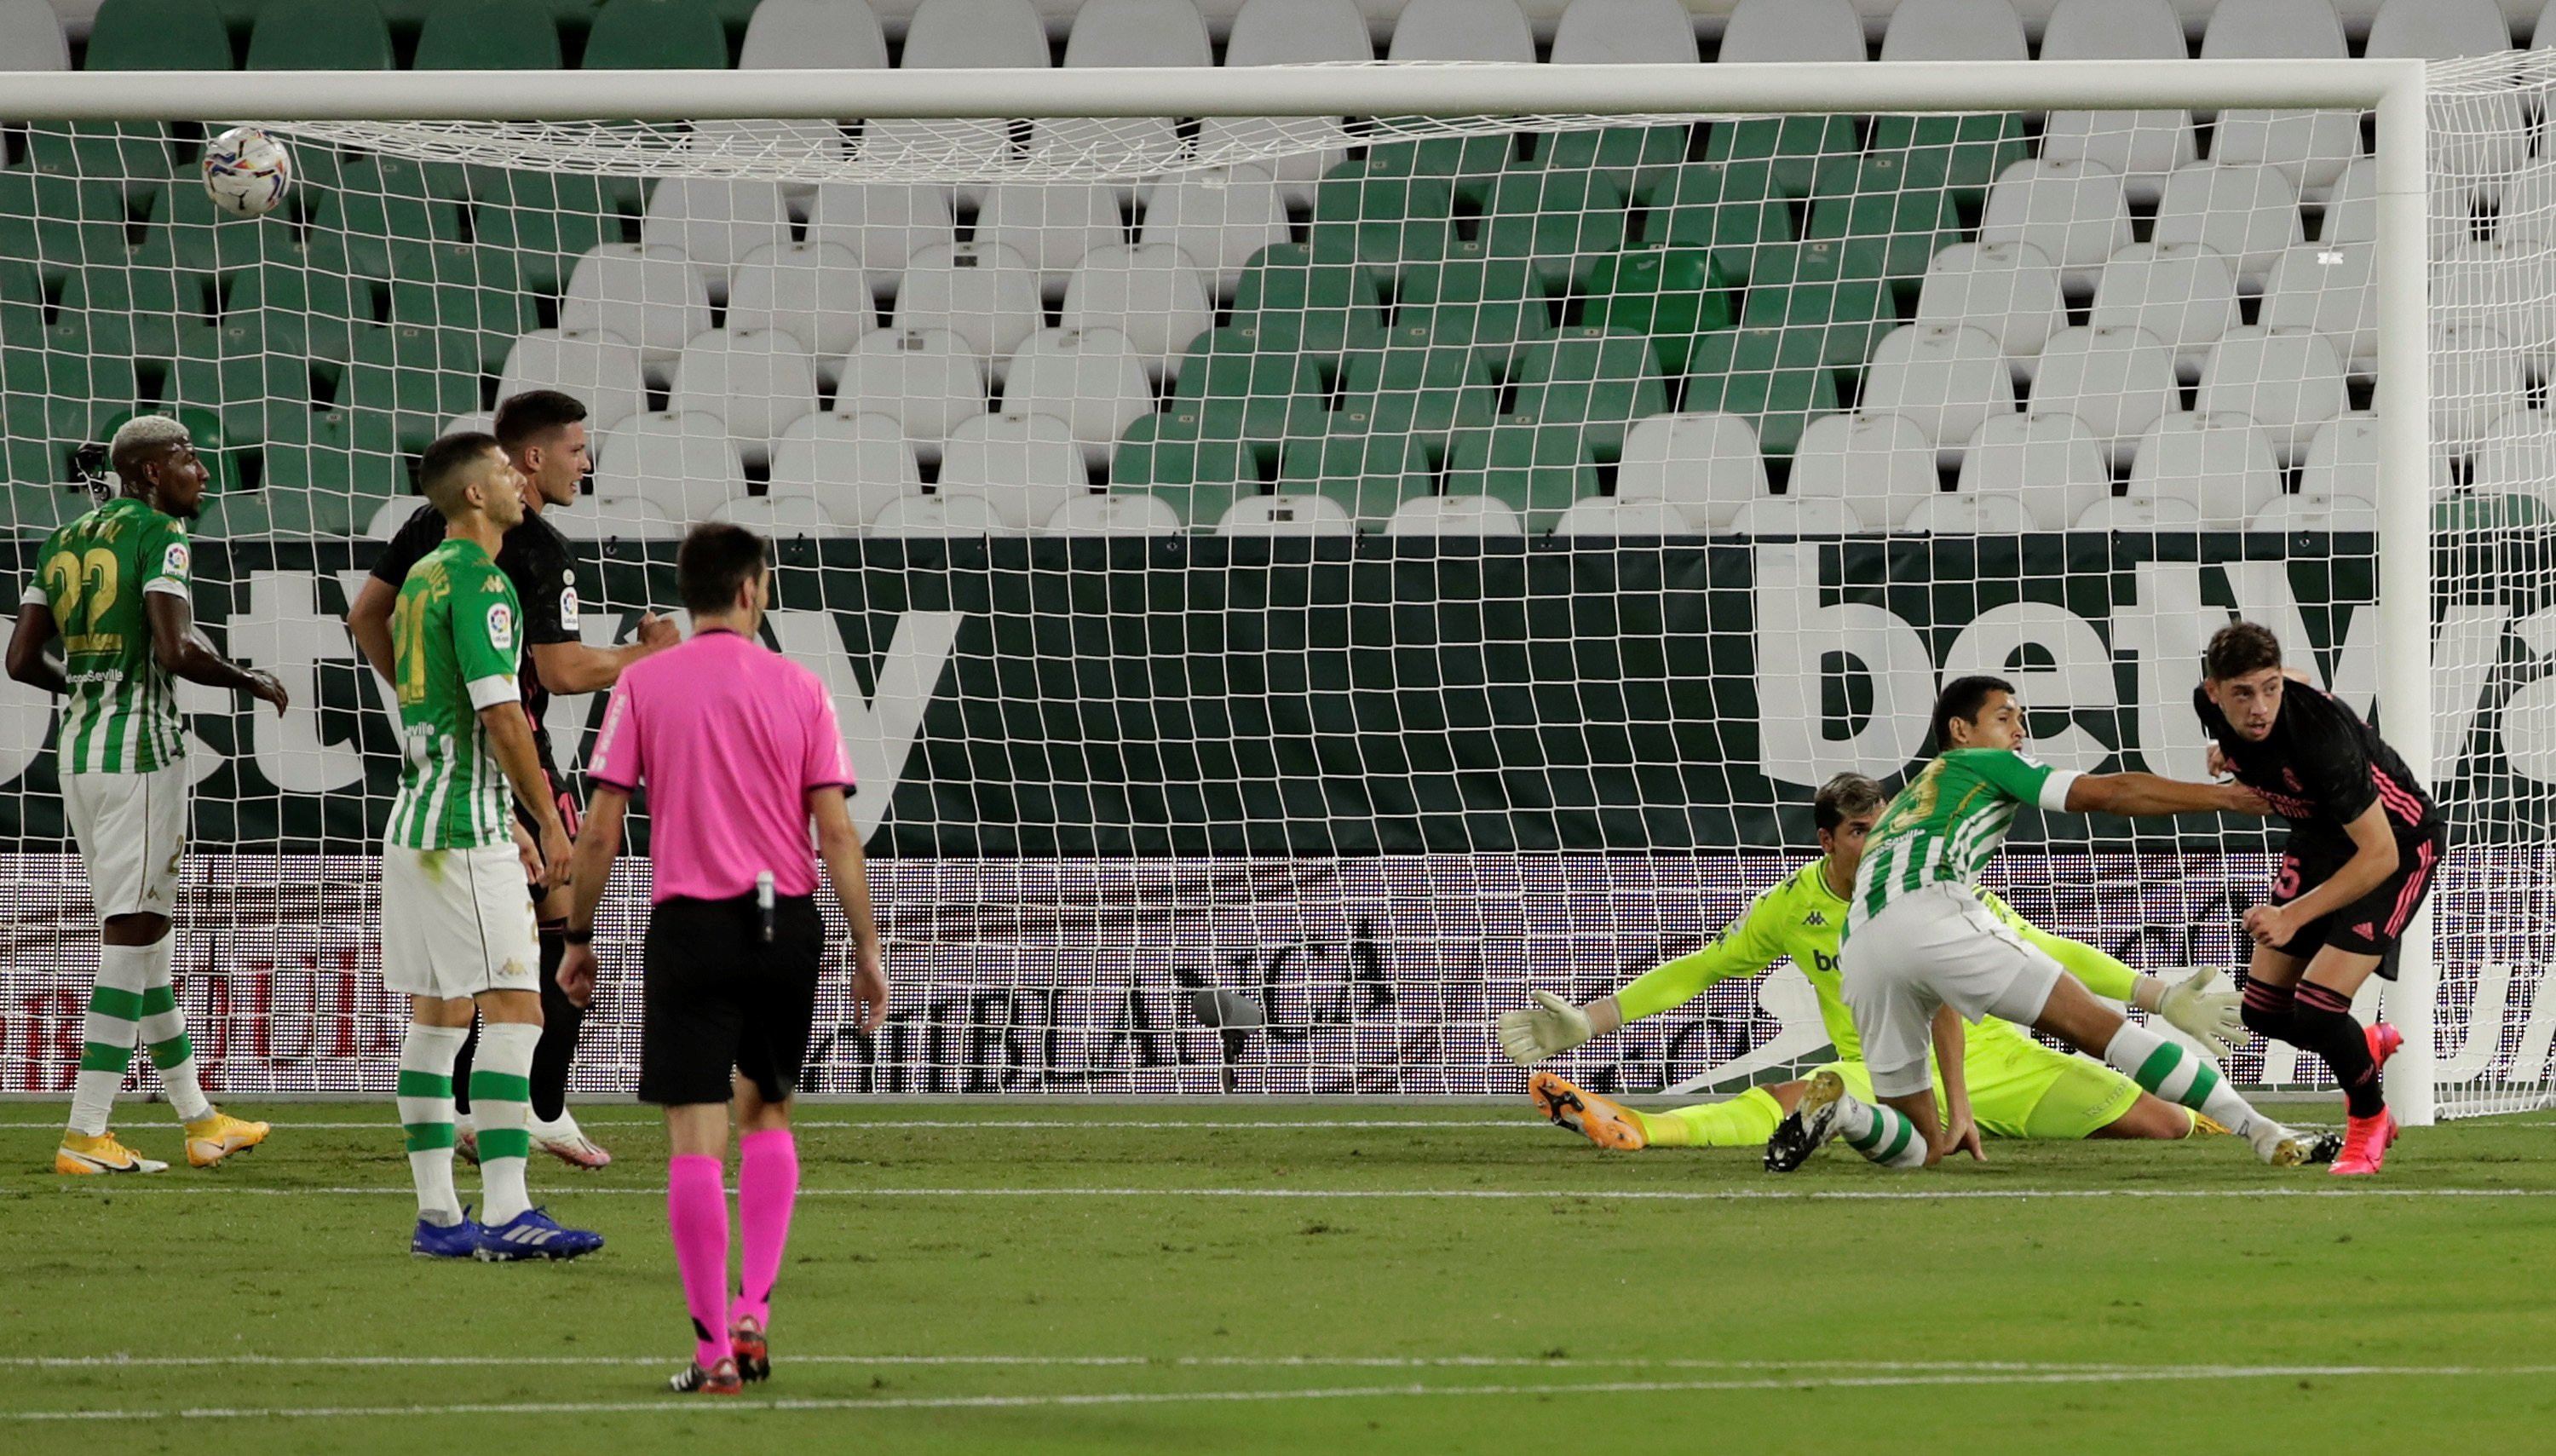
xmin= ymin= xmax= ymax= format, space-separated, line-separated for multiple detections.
xmin=486 ymin=601 xmax=515 ymax=653
xmin=161 ymin=541 xmax=190 ymax=580
xmin=558 ymin=584 xmax=580 ymax=631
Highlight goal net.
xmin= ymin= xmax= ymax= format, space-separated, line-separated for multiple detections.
xmin=0 ymin=60 xmax=2539 ymax=1119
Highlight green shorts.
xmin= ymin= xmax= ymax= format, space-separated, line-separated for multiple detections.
xmin=1817 ymin=1035 xmax=2144 ymax=1141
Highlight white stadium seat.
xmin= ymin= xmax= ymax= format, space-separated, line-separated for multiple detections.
xmin=1064 ymin=0 xmax=1212 ymax=66
xmin=726 ymin=241 xmax=877 ymax=375
xmin=1551 ymin=0 xmax=1698 ymax=64
xmin=1386 ymin=0 xmax=1534 ymax=61
xmin=2323 ymin=158 xmax=2474 ymax=256
xmin=1614 ymin=413 xmax=1767 ymax=530
xmin=712 ymin=494 xmax=857 ymax=538
xmin=2127 ymin=414 xmax=2283 ymax=529
xmin=2261 ymin=242 xmax=2377 ymax=373
xmin=593 ymin=411 xmax=746 ymax=523
xmin=1210 ymin=0 xmax=1370 ymax=206
xmin=1787 ymin=413 xmax=1940 ymax=529
xmin=1957 ymin=413 xmax=2111 ymax=531
xmin=1137 ymin=166 xmax=1291 ymax=302
xmin=1878 ymin=0 xmax=2026 ymax=62
xmin=666 ymin=328 xmax=820 ymax=467
xmin=869 ymin=492 xmax=1005 ymax=535
xmin=833 ymin=327 xmax=988 ymax=460
xmin=1857 ymin=325 xmax=2015 ymax=458
xmin=2248 ymin=492 xmax=2377 ymax=532
xmin=1218 ymin=492 xmax=1358 ymax=535
xmin=2037 ymin=1 xmax=2189 ymax=205
xmin=878 ymin=0 xmax=1047 ymax=196
xmin=890 ymin=242 xmax=1045 ymax=371
xmin=975 ymin=183 xmax=1127 ymax=298
xmin=1915 ymin=242 xmax=2065 ymax=380
xmin=769 ymin=413 xmax=923 ymax=528
xmin=2431 ymin=324 xmax=2530 ymax=451
xmin=1897 ymin=492 xmax=2032 ymax=534
xmin=1977 ymin=159 xmax=2132 ymax=296
xmin=498 ymin=329 xmax=647 ymax=434
xmin=2473 ymin=411 xmax=2556 ymax=507
xmin=2299 ymin=413 xmax=2379 ymax=501
xmin=1729 ymin=496 xmax=1868 ymax=534
xmin=640 ymin=179 xmax=792 ymax=298
xmin=2088 ymin=243 xmax=2241 ymax=382
xmin=1385 ymin=495 xmax=1527 ymax=536
xmin=558 ymin=245 xmax=712 ymax=383
xmin=1551 ymin=498 xmax=1703 ymax=536
xmin=2150 ymin=164 xmax=2302 ymax=291
xmin=365 ymin=496 xmax=412 ymax=541
xmin=2200 ymin=2 xmax=2356 ymax=199
xmin=2072 ymin=493 xmax=2201 ymax=530
xmin=2029 ymin=325 xmax=2178 ymax=468
xmin=2195 ymin=326 xmax=2347 ymax=465
xmin=1039 ymin=492 xmax=1185 ymax=533
xmin=2541 ymin=0 xmax=2556 ymax=47
xmin=2369 ymin=0 xmax=2509 ymax=60
xmin=0 ymin=0 xmax=70 ymax=70
xmin=1062 ymin=243 xmax=1216 ymax=379
xmin=938 ymin=412 xmax=1091 ymax=530
xmin=2435 ymin=241 xmax=2556 ymax=360
xmin=996 ymin=327 xmax=1154 ymax=469
xmin=739 ymin=0 xmax=887 ymax=69
xmin=1715 ymin=0 xmax=1865 ymax=62
xmin=561 ymin=492 xmax=689 ymax=540
xmin=2041 ymin=0 xmax=2184 ymax=58
xmin=804 ymin=182 xmax=956 ymax=283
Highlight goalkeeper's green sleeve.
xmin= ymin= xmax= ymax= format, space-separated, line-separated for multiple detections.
xmin=1614 ymin=879 xmax=1797 ymax=1022
xmin=1981 ymin=889 xmax=2138 ymax=1002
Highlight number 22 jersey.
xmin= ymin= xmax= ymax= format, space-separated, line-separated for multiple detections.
xmin=20 ymin=497 xmax=194 ymax=775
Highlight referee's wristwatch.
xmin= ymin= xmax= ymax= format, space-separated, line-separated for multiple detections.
xmin=563 ymin=929 xmax=594 ymax=946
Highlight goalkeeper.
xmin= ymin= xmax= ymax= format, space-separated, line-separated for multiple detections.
xmin=1499 ymin=773 xmax=2251 ymax=1151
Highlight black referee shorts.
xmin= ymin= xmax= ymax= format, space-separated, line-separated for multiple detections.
xmin=638 ymin=891 xmax=824 ymax=1107
xmin=2265 ymin=826 xmax=2447 ymax=973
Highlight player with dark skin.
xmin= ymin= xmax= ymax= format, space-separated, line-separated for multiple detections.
xmin=6 ymin=433 xmax=289 ymax=955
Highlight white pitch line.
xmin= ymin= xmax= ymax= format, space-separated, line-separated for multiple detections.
xmin=15 ymin=1183 xmax=2556 ymax=1201
xmin=0 ymin=1119 xmax=1539 ymax=1132
xmin=17 ymin=1365 xmax=2556 ymax=1422
xmin=0 ymin=1355 xmax=2184 ymax=1373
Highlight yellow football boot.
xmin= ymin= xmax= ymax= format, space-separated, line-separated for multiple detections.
xmin=185 ymin=1111 xmax=270 ymax=1168
xmin=56 ymin=1131 xmax=170 ymax=1175
xmin=1528 ymin=1071 xmax=1649 ymax=1150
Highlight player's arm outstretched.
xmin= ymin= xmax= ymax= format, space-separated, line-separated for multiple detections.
xmin=1498 ymin=889 xmax=1788 ymax=1065
xmin=146 ymin=590 xmax=287 ymax=716
xmin=1977 ymin=890 xmax=2248 ymax=1060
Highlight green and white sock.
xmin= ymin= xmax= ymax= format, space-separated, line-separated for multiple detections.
xmin=1836 ymin=1096 xmax=1930 ymax=1171
xmin=68 ymin=945 xmax=150 ymax=1138
xmin=2103 ymin=1022 xmax=2287 ymax=1152
xmin=135 ymin=937 xmax=210 ymax=1124
xmin=398 ymin=1022 xmax=468 ymax=1227
xmin=472 ymin=1022 xmax=541 ymax=1225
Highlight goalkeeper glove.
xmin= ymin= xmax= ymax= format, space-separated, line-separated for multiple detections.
xmin=2149 ymin=968 xmax=2250 ymax=1062
xmin=1497 ymin=990 xmax=1592 ymax=1067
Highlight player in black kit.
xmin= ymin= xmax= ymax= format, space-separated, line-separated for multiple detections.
xmin=2195 ymin=621 xmax=2446 ymax=1177
xmin=349 ymin=390 xmax=678 ymax=1168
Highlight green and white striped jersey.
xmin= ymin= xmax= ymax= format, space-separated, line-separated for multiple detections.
xmin=383 ymin=536 xmax=522 ymax=851
xmin=20 ymin=497 xmax=194 ymax=775
xmin=1846 ymin=748 xmax=2081 ymax=934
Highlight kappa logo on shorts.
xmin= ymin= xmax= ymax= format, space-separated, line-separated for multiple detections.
xmin=498 ymin=957 xmax=532 ymax=982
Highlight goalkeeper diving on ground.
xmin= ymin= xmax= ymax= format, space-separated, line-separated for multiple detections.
xmin=1499 ymin=772 xmax=2253 ymax=1154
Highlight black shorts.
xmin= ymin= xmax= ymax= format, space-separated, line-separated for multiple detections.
xmin=512 ymin=745 xmax=579 ymax=846
xmin=2266 ymin=826 xmax=2446 ymax=971
xmin=637 ymin=892 xmax=824 ymax=1106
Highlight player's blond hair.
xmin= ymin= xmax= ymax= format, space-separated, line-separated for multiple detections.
xmin=108 ymin=414 xmax=191 ymax=480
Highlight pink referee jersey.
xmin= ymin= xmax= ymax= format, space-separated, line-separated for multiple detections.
xmin=585 ymin=627 xmax=852 ymax=903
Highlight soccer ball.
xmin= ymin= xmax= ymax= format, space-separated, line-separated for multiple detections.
xmin=201 ymin=126 xmax=291 ymax=219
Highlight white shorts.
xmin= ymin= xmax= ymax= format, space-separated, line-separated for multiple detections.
xmin=1840 ymin=883 xmax=2065 ymax=1100
xmin=379 ymin=843 xmax=540 ymax=1002
xmin=62 ymin=768 xmax=187 ymax=919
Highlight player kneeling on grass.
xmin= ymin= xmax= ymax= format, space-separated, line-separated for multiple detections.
xmin=1503 ymin=773 xmax=2253 ymax=1157
xmin=1759 ymin=676 xmax=2337 ymax=1173
xmin=560 ymin=524 xmax=889 ymax=1396
xmin=382 ymin=434 xmax=600 ymax=1262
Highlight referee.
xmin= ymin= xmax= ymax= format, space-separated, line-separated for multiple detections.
xmin=557 ymin=523 xmax=888 ymax=1396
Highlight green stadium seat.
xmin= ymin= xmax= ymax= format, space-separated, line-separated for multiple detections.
xmin=1166 ymin=333 xmax=1330 ymax=459
xmin=1335 ymin=330 xmax=1497 ymax=456
xmin=1703 ymin=115 xmax=1858 ymax=199
xmin=1636 ymin=161 xmax=1793 ymax=286
xmin=1396 ymin=250 xmax=1558 ymax=370
xmin=1737 ymin=240 xmax=1897 ymax=371
xmin=1582 ymin=247 xmax=1736 ymax=376
xmin=1445 ymin=418 xmax=1597 ymax=533
xmin=92 ymin=404 xmax=243 ymax=496
xmin=311 ymin=165 xmax=469 ymax=282
xmin=339 ymin=323 xmax=482 ymax=454
xmin=582 ymin=0 xmax=729 ymax=68
xmin=6 ymin=485 xmax=85 ymax=537
xmin=1508 ymin=326 xmax=1669 ymax=460
xmin=388 ymin=266 xmax=537 ymax=375
xmin=0 ymin=337 xmax=141 ymax=452
xmin=262 ymin=408 xmax=410 ymax=533
xmin=1480 ymin=167 xmax=1630 ymax=291
xmin=135 ymin=178 xmax=280 ymax=275
xmin=1278 ymin=429 xmax=1438 ymax=527
xmin=2436 ymin=492 xmax=2553 ymax=531
xmin=0 ymin=261 xmax=45 ymax=348
xmin=165 ymin=319 xmax=322 ymax=448
xmin=0 ymin=174 xmax=135 ymax=289
xmin=1108 ymin=412 xmax=1252 ymax=527
xmin=57 ymin=262 xmax=218 ymax=360
xmin=26 ymin=124 xmax=177 ymax=192
xmin=1524 ymin=124 xmax=1691 ymax=194
xmin=1805 ymin=153 xmax=1966 ymax=283
xmin=82 ymin=0 xmax=233 ymax=69
xmin=1684 ymin=326 xmax=1839 ymax=458
xmin=224 ymin=264 xmax=371 ymax=367
xmin=192 ymin=490 xmax=271 ymax=538
xmin=1362 ymin=132 xmax=1514 ymax=207
xmin=245 ymin=0 xmax=394 ymax=69
xmin=1867 ymin=114 xmax=2029 ymax=201
xmin=1230 ymin=245 xmax=1388 ymax=360
xmin=472 ymin=172 xmax=628 ymax=295
xmin=1307 ymin=159 xmax=1456 ymax=275
xmin=416 ymin=0 xmax=565 ymax=68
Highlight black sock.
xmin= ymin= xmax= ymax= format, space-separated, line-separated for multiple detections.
xmin=2241 ymin=978 xmax=2299 ymax=1046
xmin=531 ymin=923 xmax=583 ymax=1124
xmin=450 ymin=1010 xmax=481 ymax=1115
xmin=2293 ymin=981 xmax=2386 ymax=1119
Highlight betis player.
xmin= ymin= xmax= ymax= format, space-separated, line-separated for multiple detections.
xmin=1766 ymin=676 xmax=2331 ymax=1171
xmin=383 ymin=432 xmax=601 ymax=1261
xmin=5 ymin=416 xmax=283 ymax=1174
xmin=1504 ymin=774 xmax=2253 ymax=1155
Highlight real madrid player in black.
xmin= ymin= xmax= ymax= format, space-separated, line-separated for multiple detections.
xmin=2196 ymin=621 xmax=2447 ymax=1177
xmin=350 ymin=389 xmax=678 ymax=1168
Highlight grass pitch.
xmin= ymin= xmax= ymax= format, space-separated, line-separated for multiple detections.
xmin=4 ymin=1100 xmax=2555 ymax=1453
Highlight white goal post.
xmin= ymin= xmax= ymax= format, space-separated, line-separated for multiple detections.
xmin=0 ymin=56 xmax=2461 ymax=1119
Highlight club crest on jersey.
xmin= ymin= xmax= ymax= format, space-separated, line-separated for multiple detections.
xmin=486 ymin=601 xmax=515 ymax=652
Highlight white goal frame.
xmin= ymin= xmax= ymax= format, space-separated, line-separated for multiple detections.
xmin=0 ymin=57 xmax=2439 ymax=1120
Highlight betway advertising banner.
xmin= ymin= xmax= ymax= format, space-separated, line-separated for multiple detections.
xmin=6 ymin=532 xmax=2544 ymax=854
